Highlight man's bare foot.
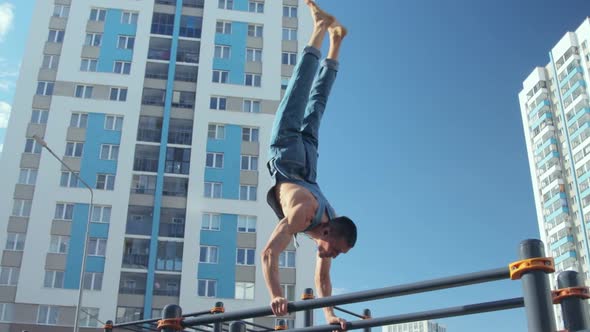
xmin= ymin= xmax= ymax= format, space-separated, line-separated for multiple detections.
xmin=305 ymin=0 xmax=335 ymax=28
xmin=329 ymin=20 xmax=348 ymax=40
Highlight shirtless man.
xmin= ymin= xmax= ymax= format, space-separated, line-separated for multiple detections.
xmin=261 ymin=1 xmax=357 ymax=329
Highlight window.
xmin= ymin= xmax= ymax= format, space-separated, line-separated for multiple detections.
xmin=243 ymin=100 xmax=261 ymax=113
xmin=212 ymin=70 xmax=229 ymax=83
xmin=204 ymin=182 xmax=222 ymax=198
xmin=235 ymin=282 xmax=254 ymax=300
xmin=92 ymin=206 xmax=111 ymax=223
xmin=0 ymin=267 xmax=19 ymax=286
xmin=0 ymin=303 xmax=12 ymax=322
xmin=121 ymin=11 xmax=138 ymax=24
xmin=70 ymin=113 xmax=88 ymax=128
xmin=248 ymin=24 xmax=263 ymax=37
xmin=216 ymin=21 xmax=232 ymax=34
xmin=246 ymin=48 xmax=262 ymax=62
xmin=44 ymin=270 xmax=64 ymax=288
xmin=42 ymin=55 xmax=59 ymax=69
xmin=89 ymin=8 xmax=106 ymax=21
xmin=18 ymin=168 xmax=38 ymax=185
xmin=202 ymin=213 xmax=221 ymax=231
xmin=281 ymin=76 xmax=290 ymax=90
xmin=47 ymin=29 xmax=65 ymax=43
xmin=85 ymin=33 xmax=102 ymax=46
xmin=80 ymin=307 xmax=100 ymax=327
xmin=80 ymin=58 xmax=98 ymax=72
xmin=241 ymin=155 xmax=258 ymax=171
xmin=218 ymin=0 xmax=233 ymax=9
xmin=54 ymin=203 xmax=74 ymax=220
xmin=282 ymin=28 xmax=297 ymax=41
xmin=49 ymin=235 xmax=69 ymax=254
xmin=214 ymin=45 xmax=231 ymax=59
xmin=197 ymin=279 xmax=217 ymax=297
xmin=11 ymin=199 xmax=32 ymax=217
xmin=210 ymin=97 xmax=227 ymax=110
xmin=36 ymin=81 xmax=54 ymax=95
xmin=118 ymin=36 xmax=135 ymax=49
xmin=237 ymin=248 xmax=255 ymax=265
xmin=245 ymin=73 xmax=261 ymax=87
xmin=248 ymin=1 xmax=264 ymax=13
xmin=281 ymin=284 xmax=295 ymax=301
xmin=110 ymin=87 xmax=128 ymax=101
xmin=96 ymin=174 xmax=115 ymax=190
xmin=37 ymin=305 xmax=59 ymax=325
xmin=83 ymin=272 xmax=103 ymax=291
xmin=100 ymin=144 xmax=119 ymax=160
xmin=282 ymin=52 xmax=297 ymax=65
xmin=87 ymin=238 xmax=107 ymax=256
xmin=5 ymin=233 xmax=25 ymax=251
xmin=65 ymin=141 xmax=84 ymax=157
xmin=60 ymin=171 xmax=79 ymax=187
xmin=279 ymin=250 xmax=296 ymax=268
xmin=105 ymin=115 xmax=124 ymax=130
xmin=239 ymin=185 xmax=257 ymax=201
xmin=206 ymin=152 xmax=224 ymax=168
xmin=208 ymin=124 xmax=225 ymax=139
xmin=283 ymin=6 xmax=297 ymax=18
xmin=242 ymin=127 xmax=259 ymax=142
xmin=75 ymin=85 xmax=93 ymax=99
xmin=237 ymin=215 xmax=256 ymax=232
xmin=114 ymin=61 xmax=132 ymax=74
xmin=53 ymin=5 xmax=70 ymax=18
xmin=199 ymin=246 xmax=218 ymax=263
xmin=24 ymin=138 xmax=43 ymax=154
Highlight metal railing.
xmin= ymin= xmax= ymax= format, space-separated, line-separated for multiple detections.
xmin=104 ymin=240 xmax=590 ymax=332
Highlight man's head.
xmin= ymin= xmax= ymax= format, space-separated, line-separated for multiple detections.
xmin=316 ymin=216 xmax=357 ymax=259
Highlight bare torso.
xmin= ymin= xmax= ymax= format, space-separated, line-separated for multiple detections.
xmin=275 ymin=181 xmax=329 ymax=232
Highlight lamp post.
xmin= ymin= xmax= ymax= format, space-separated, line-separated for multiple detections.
xmin=33 ymin=135 xmax=94 ymax=332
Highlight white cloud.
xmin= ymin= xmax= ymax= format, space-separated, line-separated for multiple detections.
xmin=0 ymin=101 xmax=10 ymax=128
xmin=0 ymin=3 xmax=14 ymax=42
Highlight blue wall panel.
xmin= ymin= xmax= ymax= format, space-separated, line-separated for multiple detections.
xmin=198 ymin=214 xmax=237 ymax=298
xmin=205 ymin=125 xmax=241 ymax=199
xmin=98 ymin=9 xmax=137 ymax=72
xmin=214 ymin=22 xmax=247 ymax=85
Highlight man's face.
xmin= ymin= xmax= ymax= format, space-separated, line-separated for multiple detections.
xmin=317 ymin=236 xmax=350 ymax=259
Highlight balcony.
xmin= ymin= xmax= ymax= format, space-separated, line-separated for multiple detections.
xmin=534 ymin=138 xmax=557 ymax=156
xmin=175 ymin=64 xmax=198 ymax=82
xmin=554 ymin=250 xmax=577 ymax=265
xmin=530 ymin=112 xmax=552 ymax=131
xmin=528 ymin=99 xmax=550 ymax=119
xmin=156 ymin=241 xmax=183 ymax=272
xmin=546 ymin=206 xmax=569 ymax=222
xmin=122 ymin=254 xmax=149 ymax=269
xmin=536 ymin=151 xmax=559 ymax=169
xmin=131 ymin=174 xmax=157 ymax=195
xmin=550 ymin=235 xmax=575 ymax=252
xmin=126 ymin=206 xmax=154 ymax=236
xmin=177 ymin=39 xmax=200 ymax=64
xmin=163 ymin=177 xmax=188 ymax=197
xmin=171 ymin=91 xmax=195 ymax=109
xmin=159 ymin=222 xmax=185 ymax=238
xmin=567 ymin=108 xmax=590 ymax=127
xmin=183 ymin=0 xmax=204 ymax=8
xmin=179 ymin=15 xmax=202 ymax=39
xmin=145 ymin=62 xmax=169 ymax=80
xmin=142 ymin=88 xmax=166 ymax=106
xmin=151 ymin=13 xmax=175 ymax=36
xmin=562 ymin=80 xmax=587 ymax=99
xmin=559 ymin=66 xmax=584 ymax=88
xmin=119 ymin=272 xmax=147 ymax=295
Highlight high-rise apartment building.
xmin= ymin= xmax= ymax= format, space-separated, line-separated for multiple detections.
xmin=519 ymin=17 xmax=590 ymax=328
xmin=0 ymin=0 xmax=315 ymax=330
xmin=382 ymin=320 xmax=447 ymax=332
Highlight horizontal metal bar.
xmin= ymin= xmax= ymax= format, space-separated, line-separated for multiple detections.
xmin=183 ymin=267 xmax=509 ymax=326
xmin=240 ymin=319 xmax=276 ymax=330
xmin=334 ymin=306 xmax=366 ymax=319
xmin=288 ymin=297 xmax=525 ymax=332
xmin=113 ymin=310 xmax=213 ymax=328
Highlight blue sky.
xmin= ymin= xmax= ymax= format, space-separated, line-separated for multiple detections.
xmin=1 ymin=0 xmax=590 ymax=331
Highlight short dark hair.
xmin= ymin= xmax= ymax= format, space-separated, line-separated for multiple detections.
xmin=330 ymin=216 xmax=357 ymax=247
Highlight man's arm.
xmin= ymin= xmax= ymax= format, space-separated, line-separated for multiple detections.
xmin=262 ymin=214 xmax=303 ymax=316
xmin=315 ymin=256 xmax=347 ymax=330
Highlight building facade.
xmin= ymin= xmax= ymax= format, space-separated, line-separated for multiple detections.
xmin=518 ymin=17 xmax=590 ymax=328
xmin=382 ymin=320 xmax=446 ymax=332
xmin=0 ymin=0 xmax=316 ymax=330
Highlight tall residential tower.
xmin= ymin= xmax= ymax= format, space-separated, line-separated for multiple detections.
xmin=519 ymin=17 xmax=590 ymax=328
xmin=0 ymin=0 xmax=316 ymax=330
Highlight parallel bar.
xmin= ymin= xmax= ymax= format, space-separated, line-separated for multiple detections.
xmin=183 ymin=267 xmax=509 ymax=326
xmin=518 ymin=239 xmax=556 ymax=332
xmin=241 ymin=320 xmax=276 ymax=330
xmin=113 ymin=310 xmax=213 ymax=328
xmin=557 ymin=270 xmax=590 ymax=331
xmin=334 ymin=306 xmax=365 ymax=319
xmin=363 ymin=309 xmax=371 ymax=332
xmin=286 ymin=298 xmax=524 ymax=332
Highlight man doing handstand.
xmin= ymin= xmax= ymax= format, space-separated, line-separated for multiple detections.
xmin=261 ymin=1 xmax=357 ymax=329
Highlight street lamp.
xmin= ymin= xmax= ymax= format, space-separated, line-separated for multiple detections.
xmin=33 ymin=135 xmax=93 ymax=332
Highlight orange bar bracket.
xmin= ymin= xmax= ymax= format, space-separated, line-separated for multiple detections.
xmin=509 ymin=257 xmax=555 ymax=280
xmin=552 ymin=286 xmax=590 ymax=304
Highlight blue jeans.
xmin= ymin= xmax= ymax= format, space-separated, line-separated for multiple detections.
xmin=267 ymin=46 xmax=339 ymax=184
